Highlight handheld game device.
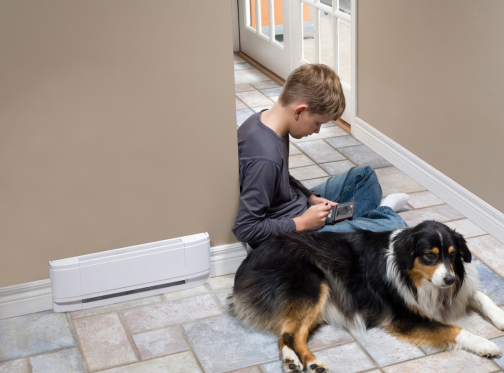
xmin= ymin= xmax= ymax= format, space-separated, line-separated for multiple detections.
xmin=325 ymin=201 xmax=354 ymax=225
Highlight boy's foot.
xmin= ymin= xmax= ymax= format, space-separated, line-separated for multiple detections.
xmin=380 ymin=193 xmax=410 ymax=212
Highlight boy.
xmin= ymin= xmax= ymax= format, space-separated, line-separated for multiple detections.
xmin=232 ymin=64 xmax=408 ymax=249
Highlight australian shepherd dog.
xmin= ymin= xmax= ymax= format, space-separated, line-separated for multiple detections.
xmin=228 ymin=220 xmax=504 ymax=373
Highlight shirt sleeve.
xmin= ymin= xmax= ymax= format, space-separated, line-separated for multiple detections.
xmin=232 ymin=159 xmax=296 ymax=244
xmin=288 ymin=173 xmax=315 ymax=198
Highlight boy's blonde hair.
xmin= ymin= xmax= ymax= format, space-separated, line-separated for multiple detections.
xmin=278 ymin=64 xmax=346 ymax=121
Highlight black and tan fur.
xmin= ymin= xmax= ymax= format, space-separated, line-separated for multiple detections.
xmin=228 ymin=221 xmax=504 ymax=373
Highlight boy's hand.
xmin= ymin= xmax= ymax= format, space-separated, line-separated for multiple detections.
xmin=307 ymin=195 xmax=337 ymax=207
xmin=293 ymin=201 xmax=336 ymax=231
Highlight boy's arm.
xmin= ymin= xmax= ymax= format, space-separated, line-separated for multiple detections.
xmin=232 ymin=160 xmax=296 ymax=244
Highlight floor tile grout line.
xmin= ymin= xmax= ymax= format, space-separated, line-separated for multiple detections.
xmin=26 ymin=356 xmax=33 ymax=373
xmin=66 ymin=312 xmax=91 ymax=373
xmin=177 ymin=324 xmax=208 ymax=373
xmin=406 ymin=201 xmax=446 ymax=209
xmin=223 ymin=337 xmax=369 ymax=372
xmin=71 ymin=288 xmax=226 ymax=323
xmin=471 ymin=253 xmax=504 ymax=280
xmin=222 ymin=362 xmax=269 ymax=373
xmin=115 ymin=306 xmax=227 ymax=338
xmin=289 ymin=146 xmax=349 ymax=170
xmin=208 ymin=289 xmax=227 ymax=315
xmin=364 ymin=345 xmax=499 ymax=371
xmin=343 ymin=328 xmax=385 ymax=369
xmin=116 ymin=310 xmax=143 ymax=364
xmin=91 ymin=351 xmax=197 ymax=373
xmin=235 ymin=89 xmax=275 ymax=110
xmin=397 ymin=204 xmax=462 ymax=214
xmin=70 ymin=296 xmax=167 ymax=321
xmin=72 ymin=311 xmax=141 ymax=372
xmin=305 ymin=339 xmax=357 ymax=355
xmin=0 ymin=346 xmax=77 ymax=364
xmin=163 ymin=290 xmax=212 ymax=303
xmin=4 ymin=346 xmax=84 ymax=373
xmin=489 ymin=356 xmax=503 ymax=372
xmin=88 ymin=323 xmax=205 ymax=368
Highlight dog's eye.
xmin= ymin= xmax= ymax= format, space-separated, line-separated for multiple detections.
xmin=449 ymin=251 xmax=456 ymax=258
xmin=425 ymin=253 xmax=437 ymax=260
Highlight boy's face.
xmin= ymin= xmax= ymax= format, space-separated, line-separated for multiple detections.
xmin=289 ymin=105 xmax=331 ymax=139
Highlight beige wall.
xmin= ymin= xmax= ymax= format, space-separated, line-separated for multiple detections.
xmin=0 ymin=0 xmax=239 ymax=287
xmin=357 ymin=0 xmax=504 ymax=213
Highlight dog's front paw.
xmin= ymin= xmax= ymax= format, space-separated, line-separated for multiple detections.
xmin=307 ymin=358 xmax=329 ymax=373
xmin=457 ymin=329 xmax=501 ymax=358
xmin=474 ymin=339 xmax=502 ymax=358
xmin=282 ymin=346 xmax=302 ymax=373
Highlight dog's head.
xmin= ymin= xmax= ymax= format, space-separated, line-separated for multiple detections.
xmin=393 ymin=220 xmax=471 ymax=289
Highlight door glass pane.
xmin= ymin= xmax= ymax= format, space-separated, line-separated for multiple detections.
xmin=339 ymin=0 xmax=351 ymax=15
xmin=259 ymin=0 xmax=270 ymax=39
xmin=320 ymin=12 xmax=333 ymax=69
xmin=272 ymin=0 xmax=284 ymax=45
xmin=320 ymin=0 xmax=333 ymax=7
xmin=246 ymin=0 xmax=256 ymax=31
xmin=338 ymin=17 xmax=351 ymax=85
xmin=302 ymin=3 xmax=315 ymax=62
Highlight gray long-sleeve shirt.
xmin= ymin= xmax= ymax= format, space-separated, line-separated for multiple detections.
xmin=232 ymin=111 xmax=314 ymax=248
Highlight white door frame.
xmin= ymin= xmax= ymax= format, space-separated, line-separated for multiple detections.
xmin=350 ymin=0 xmax=356 ymax=127
xmin=238 ymin=0 xmax=293 ymax=79
xmin=236 ymin=0 xmax=356 ymax=125
xmin=291 ymin=0 xmax=354 ymax=124
xmin=231 ymin=0 xmax=240 ymax=51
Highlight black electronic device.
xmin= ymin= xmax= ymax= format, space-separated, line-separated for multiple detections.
xmin=325 ymin=201 xmax=355 ymax=225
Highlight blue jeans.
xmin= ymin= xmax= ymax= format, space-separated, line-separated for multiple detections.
xmin=311 ymin=166 xmax=408 ymax=232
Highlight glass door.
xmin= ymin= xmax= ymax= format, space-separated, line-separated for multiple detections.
xmin=291 ymin=0 xmax=352 ymax=123
xmin=239 ymin=0 xmax=293 ymax=79
xmin=239 ymin=0 xmax=353 ymax=123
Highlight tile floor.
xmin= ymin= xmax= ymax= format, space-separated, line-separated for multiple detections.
xmin=1 ymin=55 xmax=504 ymax=373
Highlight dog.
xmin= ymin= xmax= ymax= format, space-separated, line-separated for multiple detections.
xmin=228 ymin=220 xmax=504 ymax=373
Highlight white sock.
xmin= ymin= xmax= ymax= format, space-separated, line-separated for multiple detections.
xmin=380 ymin=193 xmax=410 ymax=212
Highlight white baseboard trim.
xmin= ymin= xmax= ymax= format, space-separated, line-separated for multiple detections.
xmin=210 ymin=241 xmax=248 ymax=277
xmin=352 ymin=117 xmax=504 ymax=244
xmin=0 ymin=279 xmax=53 ymax=320
xmin=0 ymin=241 xmax=248 ymax=320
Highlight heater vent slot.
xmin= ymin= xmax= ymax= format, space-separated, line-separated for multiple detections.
xmin=82 ymin=280 xmax=186 ymax=303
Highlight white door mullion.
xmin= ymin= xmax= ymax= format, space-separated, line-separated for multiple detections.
xmin=255 ymin=0 xmax=261 ymax=35
xmin=351 ymin=0 xmax=357 ymax=125
xmin=314 ymin=7 xmax=320 ymax=63
xmin=314 ymin=2 xmax=332 ymax=14
xmin=291 ymin=1 xmax=302 ymax=68
xmin=269 ymin=0 xmax=275 ymax=43
xmin=333 ymin=10 xmax=351 ymax=23
xmin=333 ymin=14 xmax=339 ymax=74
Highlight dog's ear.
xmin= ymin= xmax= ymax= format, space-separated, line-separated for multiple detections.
xmin=393 ymin=230 xmax=417 ymax=270
xmin=453 ymin=231 xmax=472 ymax=263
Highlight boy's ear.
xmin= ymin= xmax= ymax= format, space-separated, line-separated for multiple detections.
xmin=293 ymin=103 xmax=308 ymax=119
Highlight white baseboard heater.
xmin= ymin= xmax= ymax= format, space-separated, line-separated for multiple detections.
xmin=49 ymin=232 xmax=210 ymax=312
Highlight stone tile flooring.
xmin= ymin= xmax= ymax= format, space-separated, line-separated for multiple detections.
xmin=1 ymin=54 xmax=504 ymax=373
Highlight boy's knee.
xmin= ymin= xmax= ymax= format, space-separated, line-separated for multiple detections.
xmin=363 ymin=165 xmax=375 ymax=177
xmin=349 ymin=166 xmax=376 ymax=180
